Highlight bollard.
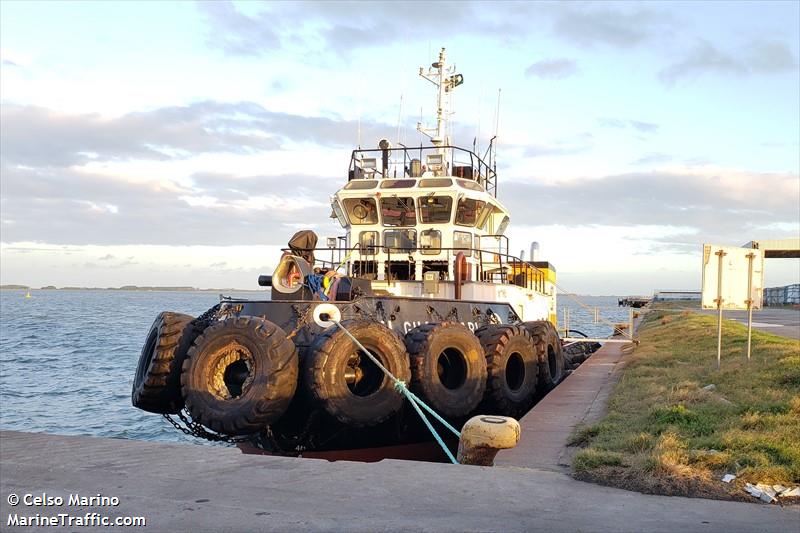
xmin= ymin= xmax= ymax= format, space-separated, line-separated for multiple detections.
xmin=457 ymin=415 xmax=520 ymax=466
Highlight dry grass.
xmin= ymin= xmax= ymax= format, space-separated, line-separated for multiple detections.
xmin=571 ymin=309 xmax=800 ymax=501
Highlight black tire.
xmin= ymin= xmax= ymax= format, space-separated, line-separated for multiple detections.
xmin=181 ymin=316 xmax=298 ymax=436
xmin=523 ymin=320 xmax=565 ymax=391
xmin=132 ymin=311 xmax=198 ymax=414
xmin=304 ymin=320 xmax=411 ymax=427
xmin=475 ymin=325 xmax=538 ymax=417
xmin=405 ymin=322 xmax=487 ymax=418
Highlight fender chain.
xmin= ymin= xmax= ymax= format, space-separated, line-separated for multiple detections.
xmin=162 ymin=410 xmax=256 ymax=444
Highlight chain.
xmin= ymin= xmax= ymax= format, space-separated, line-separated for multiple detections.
xmin=162 ymin=411 xmax=256 ymax=444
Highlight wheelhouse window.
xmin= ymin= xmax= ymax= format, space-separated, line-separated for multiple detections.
xmin=420 ymin=229 xmax=442 ymax=255
xmin=359 ymin=231 xmax=379 ymax=253
xmin=383 ymin=229 xmax=417 ymax=253
xmin=476 ymin=203 xmax=493 ymax=229
xmin=419 ymin=196 xmax=453 ymax=224
xmin=344 ymin=180 xmax=379 ymax=190
xmin=419 ymin=178 xmax=453 ymax=188
xmin=455 ymin=198 xmax=486 ymax=227
xmin=342 ymin=198 xmax=378 ymax=225
xmin=497 ymin=215 xmax=510 ymax=235
xmin=380 ymin=197 xmax=416 ymax=227
xmin=457 ymin=179 xmax=484 ymax=192
xmin=380 ymin=179 xmax=416 ymax=189
xmin=453 ymin=231 xmax=472 ymax=257
xmin=331 ymin=199 xmax=348 ymax=228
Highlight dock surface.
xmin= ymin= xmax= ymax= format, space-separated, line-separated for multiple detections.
xmin=1 ymin=430 xmax=797 ymax=532
xmin=495 ymin=340 xmax=627 ymax=471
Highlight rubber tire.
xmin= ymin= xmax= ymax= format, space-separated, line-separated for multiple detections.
xmin=304 ymin=320 xmax=411 ymax=427
xmin=524 ymin=320 xmax=565 ymax=391
xmin=405 ymin=322 xmax=487 ymax=419
xmin=475 ymin=325 xmax=538 ymax=417
xmin=181 ymin=316 xmax=298 ymax=436
xmin=132 ymin=311 xmax=198 ymax=414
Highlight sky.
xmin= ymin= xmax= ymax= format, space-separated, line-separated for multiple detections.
xmin=1 ymin=0 xmax=798 ymax=295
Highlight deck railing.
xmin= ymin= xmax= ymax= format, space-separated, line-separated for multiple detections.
xmin=281 ymin=242 xmax=548 ymax=294
xmin=348 ymin=145 xmax=498 ymax=197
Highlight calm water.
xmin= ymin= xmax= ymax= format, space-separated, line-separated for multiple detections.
xmin=0 ymin=290 xmax=630 ymax=443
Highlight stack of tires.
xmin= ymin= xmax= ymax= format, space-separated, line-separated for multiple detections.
xmin=133 ymin=311 xmax=567 ymax=441
xmin=132 ymin=313 xmax=299 ymax=436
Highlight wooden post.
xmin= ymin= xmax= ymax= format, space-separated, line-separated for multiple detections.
xmin=745 ymin=252 xmax=755 ymax=363
xmin=714 ymin=249 xmax=727 ymax=370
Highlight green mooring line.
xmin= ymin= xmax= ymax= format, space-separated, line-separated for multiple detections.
xmin=331 ymin=319 xmax=461 ymax=464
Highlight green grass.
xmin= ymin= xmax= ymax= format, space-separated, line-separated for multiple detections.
xmin=571 ymin=309 xmax=800 ymax=500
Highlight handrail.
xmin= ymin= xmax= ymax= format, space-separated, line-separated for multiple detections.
xmin=280 ymin=243 xmax=549 ymax=293
xmin=348 ymin=144 xmax=498 ymax=197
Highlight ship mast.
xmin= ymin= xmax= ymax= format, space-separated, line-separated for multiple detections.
xmin=417 ymin=47 xmax=463 ymax=155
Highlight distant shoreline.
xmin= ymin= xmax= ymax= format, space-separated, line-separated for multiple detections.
xmin=0 ymin=285 xmax=261 ymax=292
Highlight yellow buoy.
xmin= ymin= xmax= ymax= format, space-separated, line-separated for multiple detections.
xmin=25 ymin=291 xmax=32 ymax=298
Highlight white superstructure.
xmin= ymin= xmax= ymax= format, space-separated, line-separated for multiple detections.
xmin=327 ymin=48 xmax=558 ymax=324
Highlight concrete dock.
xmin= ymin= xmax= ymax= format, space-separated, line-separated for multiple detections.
xmin=2 ymin=430 xmax=797 ymax=532
xmin=495 ymin=341 xmax=627 ymax=471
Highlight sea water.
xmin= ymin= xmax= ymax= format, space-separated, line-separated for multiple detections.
xmin=0 ymin=290 xmax=631 ymax=443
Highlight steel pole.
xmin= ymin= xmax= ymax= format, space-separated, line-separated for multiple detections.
xmin=715 ymin=249 xmax=726 ymax=370
xmin=745 ymin=253 xmax=755 ymax=363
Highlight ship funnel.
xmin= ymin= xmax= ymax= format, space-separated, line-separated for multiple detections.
xmin=530 ymin=242 xmax=539 ymax=262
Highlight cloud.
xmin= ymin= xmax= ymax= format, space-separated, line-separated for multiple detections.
xmin=525 ymin=58 xmax=578 ymax=80
xmin=0 ymin=165 xmax=340 ymax=246
xmin=499 ymin=169 xmax=799 ymax=247
xmin=550 ymin=5 xmax=670 ymax=48
xmin=660 ymin=39 xmax=798 ymax=83
xmin=0 ymin=102 xmax=280 ymax=167
xmin=196 ymin=2 xmax=678 ymax=58
xmin=633 ymin=153 xmax=673 ymax=166
xmin=197 ymin=1 xmax=485 ymax=57
xmin=598 ymin=118 xmax=659 ymax=135
xmin=0 ymin=101 xmax=394 ymax=167
xmin=523 ymin=142 xmax=590 ymax=158
xmin=198 ymin=1 xmax=282 ymax=56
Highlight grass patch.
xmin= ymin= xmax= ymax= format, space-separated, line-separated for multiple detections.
xmin=574 ymin=449 xmax=624 ymax=471
xmin=572 ymin=309 xmax=800 ymax=501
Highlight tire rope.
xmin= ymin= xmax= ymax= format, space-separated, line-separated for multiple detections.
xmin=327 ymin=317 xmax=462 ymax=464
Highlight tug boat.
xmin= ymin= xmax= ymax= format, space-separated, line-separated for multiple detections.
xmin=132 ymin=49 xmax=591 ymax=459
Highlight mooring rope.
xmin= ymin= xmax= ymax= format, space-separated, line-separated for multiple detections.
xmin=328 ymin=317 xmax=461 ymax=464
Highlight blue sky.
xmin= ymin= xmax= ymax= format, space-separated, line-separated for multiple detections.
xmin=1 ymin=0 xmax=798 ymax=294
